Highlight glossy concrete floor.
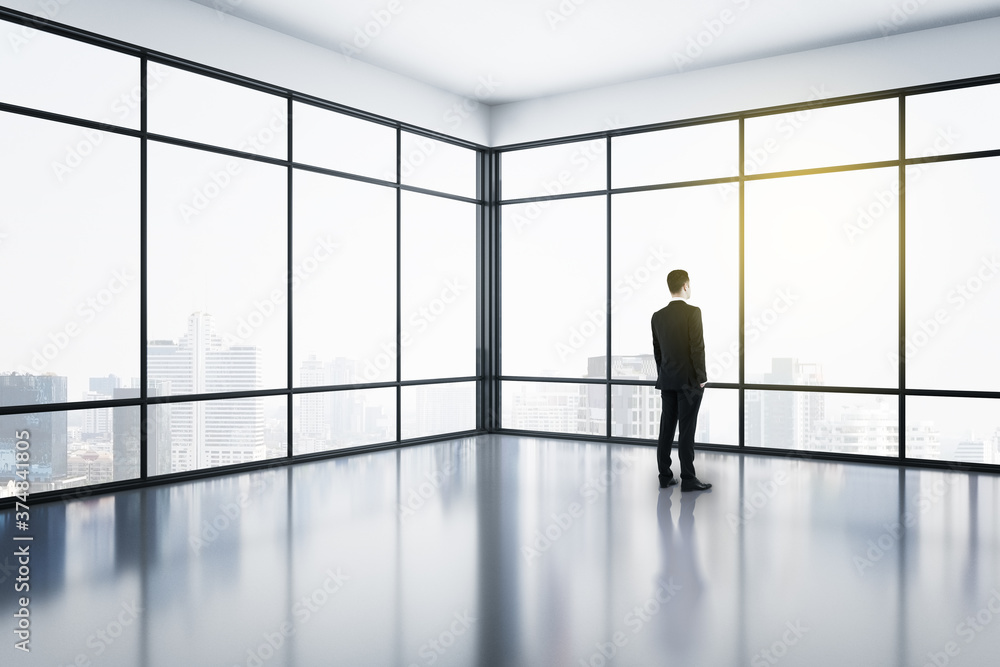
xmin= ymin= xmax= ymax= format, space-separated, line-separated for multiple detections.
xmin=3 ymin=434 xmax=1000 ymax=667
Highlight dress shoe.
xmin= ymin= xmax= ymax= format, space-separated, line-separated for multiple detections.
xmin=659 ymin=475 xmax=679 ymax=488
xmin=681 ymin=477 xmax=712 ymax=492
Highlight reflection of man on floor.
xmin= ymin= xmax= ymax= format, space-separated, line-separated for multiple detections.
xmin=651 ymin=269 xmax=711 ymax=491
xmin=656 ymin=491 xmax=705 ymax=658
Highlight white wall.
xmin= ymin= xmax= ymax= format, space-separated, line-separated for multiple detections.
xmin=491 ymin=17 xmax=1000 ymax=147
xmin=2 ymin=0 xmax=491 ymax=145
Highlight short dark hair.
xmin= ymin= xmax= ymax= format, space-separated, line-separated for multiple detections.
xmin=667 ymin=269 xmax=689 ymax=294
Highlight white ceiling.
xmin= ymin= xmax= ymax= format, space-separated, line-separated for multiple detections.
xmin=191 ymin=0 xmax=1000 ymax=105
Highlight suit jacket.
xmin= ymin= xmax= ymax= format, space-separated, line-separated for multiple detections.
xmin=651 ymin=300 xmax=707 ymax=392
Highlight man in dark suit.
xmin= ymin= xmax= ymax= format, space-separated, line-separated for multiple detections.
xmin=651 ymin=269 xmax=711 ymax=491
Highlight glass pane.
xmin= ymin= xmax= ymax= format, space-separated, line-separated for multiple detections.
xmin=611 ymin=185 xmax=739 ymax=383
xmin=400 ymin=192 xmax=477 ymax=381
xmin=744 ymin=98 xmax=897 ymax=174
xmin=149 ymin=395 xmax=286 ymax=474
xmin=745 ymin=390 xmax=898 ymax=456
xmin=401 ymin=132 xmax=477 ymax=198
xmin=0 ymin=404 xmax=141 ymax=495
xmin=1 ymin=112 xmax=139 ymax=407
xmin=501 ymin=139 xmax=607 ymax=199
xmin=907 ymin=396 xmax=1000 ymax=464
xmin=612 ymin=121 xmax=738 ymax=188
xmin=907 ymin=83 xmax=1000 ymax=158
xmin=147 ymin=142 xmax=287 ymax=393
xmin=745 ymin=168 xmax=898 ymax=388
xmin=293 ymin=102 xmax=396 ymax=180
xmin=402 ymin=382 xmax=476 ymax=438
xmin=612 ymin=386 xmax=737 ymax=445
xmin=293 ymin=171 xmax=396 ymax=386
xmin=905 ymin=157 xmax=1000 ymax=392
xmin=148 ymin=63 xmax=287 ymax=159
xmin=0 ymin=19 xmax=139 ymax=127
xmin=502 ymin=196 xmax=606 ymax=378
xmin=501 ymin=381 xmax=606 ymax=436
xmin=294 ymin=387 xmax=396 ymax=454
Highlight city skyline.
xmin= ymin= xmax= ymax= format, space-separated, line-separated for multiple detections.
xmin=3 ymin=336 xmax=998 ymax=497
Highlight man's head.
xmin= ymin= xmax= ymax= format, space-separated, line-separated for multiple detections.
xmin=667 ymin=269 xmax=690 ymax=297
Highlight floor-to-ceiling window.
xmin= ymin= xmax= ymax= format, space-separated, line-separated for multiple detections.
xmin=0 ymin=13 xmax=483 ymax=499
xmin=497 ymin=80 xmax=1000 ymax=468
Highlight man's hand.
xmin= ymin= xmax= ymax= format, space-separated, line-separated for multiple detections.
xmin=700 ymin=382 xmax=707 ymax=388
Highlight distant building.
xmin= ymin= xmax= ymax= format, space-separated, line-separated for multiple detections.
xmin=148 ymin=312 xmax=263 ymax=472
xmin=907 ymin=420 xmax=942 ymax=460
xmin=954 ymin=439 xmax=986 ymax=464
xmin=814 ymin=397 xmax=898 ymax=457
xmin=0 ymin=373 xmax=69 ymax=482
xmin=416 ymin=383 xmax=475 ymax=437
xmin=296 ymin=356 xmax=391 ymax=452
xmin=745 ymin=358 xmax=823 ymax=449
xmin=112 ymin=381 xmax=172 ymax=479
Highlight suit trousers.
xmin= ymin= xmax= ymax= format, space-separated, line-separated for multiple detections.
xmin=657 ymin=386 xmax=703 ymax=481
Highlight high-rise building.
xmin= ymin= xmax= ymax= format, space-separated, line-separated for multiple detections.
xmin=296 ymin=356 xmax=391 ymax=451
xmin=507 ymin=381 xmax=588 ymax=434
xmin=148 ymin=313 xmax=263 ymax=472
xmin=907 ymin=420 xmax=942 ymax=460
xmin=592 ymin=354 xmax=711 ymax=442
xmin=814 ymin=397 xmax=898 ymax=457
xmin=954 ymin=439 xmax=986 ymax=464
xmin=745 ymin=358 xmax=824 ymax=449
xmin=81 ymin=375 xmax=121 ymax=439
xmin=590 ymin=355 xmax=657 ymax=439
xmin=0 ymin=373 xmax=69 ymax=483
xmin=112 ymin=382 xmax=172 ymax=479
xmin=298 ymin=355 xmax=327 ymax=448
xmin=416 ymin=383 xmax=475 ymax=437
xmin=89 ymin=374 xmax=121 ymax=396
